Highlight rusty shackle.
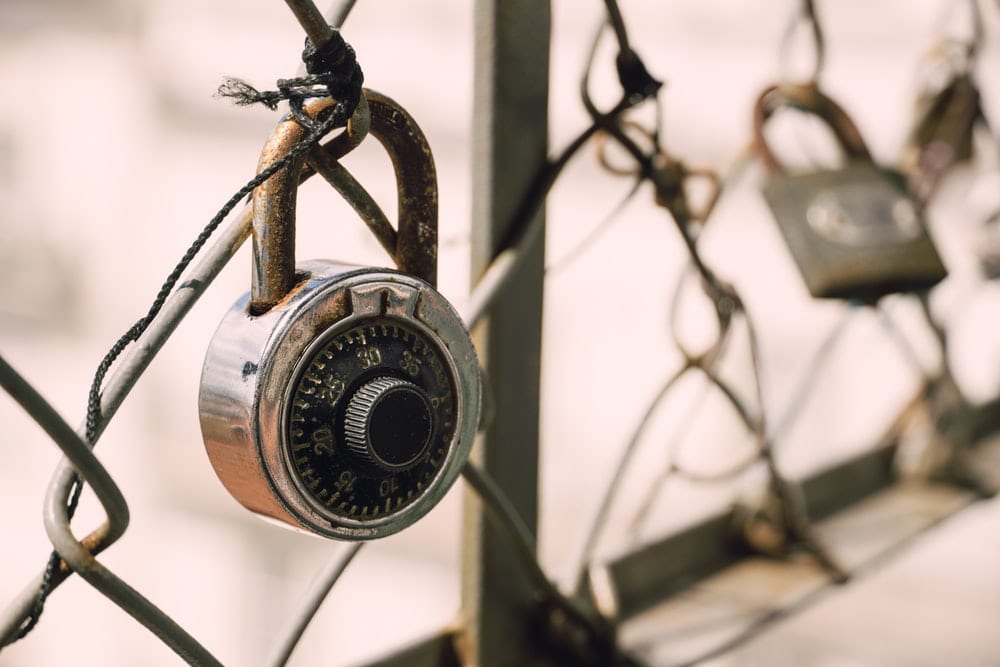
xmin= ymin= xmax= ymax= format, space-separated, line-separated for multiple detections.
xmin=250 ymin=89 xmax=439 ymax=312
xmin=753 ymin=83 xmax=872 ymax=175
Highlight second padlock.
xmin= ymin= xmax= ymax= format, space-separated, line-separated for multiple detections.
xmin=199 ymin=90 xmax=481 ymax=541
xmin=754 ymin=83 xmax=947 ymax=302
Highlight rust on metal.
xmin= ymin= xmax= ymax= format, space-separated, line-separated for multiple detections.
xmin=250 ymin=96 xmax=369 ymax=312
xmin=364 ymin=89 xmax=439 ymax=287
xmin=753 ymin=82 xmax=871 ymax=175
xmin=251 ymin=89 xmax=438 ymax=313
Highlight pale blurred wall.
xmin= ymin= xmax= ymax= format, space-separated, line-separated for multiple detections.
xmin=0 ymin=1 xmax=997 ymax=665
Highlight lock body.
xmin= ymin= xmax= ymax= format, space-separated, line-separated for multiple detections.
xmin=754 ymin=84 xmax=947 ymax=302
xmin=199 ymin=261 xmax=480 ymax=540
xmin=762 ymin=163 xmax=947 ymax=300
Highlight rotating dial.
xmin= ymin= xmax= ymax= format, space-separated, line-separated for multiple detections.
xmin=285 ymin=317 xmax=457 ymax=524
xmin=344 ymin=376 xmax=434 ymax=471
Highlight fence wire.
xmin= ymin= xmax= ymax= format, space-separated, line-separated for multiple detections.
xmin=2 ymin=0 xmax=1000 ymax=665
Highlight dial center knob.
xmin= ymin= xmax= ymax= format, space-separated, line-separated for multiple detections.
xmin=344 ymin=376 xmax=434 ymax=471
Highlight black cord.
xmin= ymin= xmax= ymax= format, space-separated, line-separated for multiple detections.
xmin=9 ymin=28 xmax=362 ymax=645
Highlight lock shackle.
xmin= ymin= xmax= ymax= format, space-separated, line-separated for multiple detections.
xmin=250 ymin=89 xmax=438 ymax=313
xmin=753 ymin=83 xmax=872 ymax=175
xmin=363 ymin=90 xmax=438 ymax=288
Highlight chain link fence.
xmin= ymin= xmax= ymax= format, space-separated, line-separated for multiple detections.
xmin=2 ymin=1 xmax=1000 ymax=665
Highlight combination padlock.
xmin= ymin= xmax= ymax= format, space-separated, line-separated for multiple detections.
xmin=199 ymin=90 xmax=481 ymax=540
xmin=754 ymin=83 xmax=947 ymax=302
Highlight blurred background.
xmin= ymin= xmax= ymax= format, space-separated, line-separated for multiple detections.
xmin=1 ymin=0 xmax=998 ymax=665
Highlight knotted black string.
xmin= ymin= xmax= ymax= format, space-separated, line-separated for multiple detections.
xmin=218 ymin=29 xmax=363 ymax=130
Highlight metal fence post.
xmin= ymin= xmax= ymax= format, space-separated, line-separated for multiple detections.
xmin=461 ymin=1 xmax=550 ymax=665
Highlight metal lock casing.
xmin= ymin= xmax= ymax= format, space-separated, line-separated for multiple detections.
xmin=762 ymin=163 xmax=947 ymax=300
xmin=199 ymin=91 xmax=481 ymax=540
xmin=200 ymin=262 xmax=480 ymax=540
xmin=756 ymin=84 xmax=947 ymax=301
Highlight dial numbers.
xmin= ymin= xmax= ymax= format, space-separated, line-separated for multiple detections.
xmin=286 ymin=318 xmax=458 ymax=522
